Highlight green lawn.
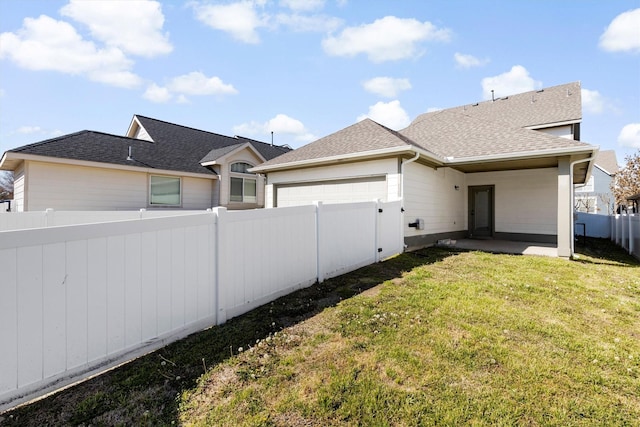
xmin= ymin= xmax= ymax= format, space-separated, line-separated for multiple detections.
xmin=2 ymin=239 xmax=639 ymax=426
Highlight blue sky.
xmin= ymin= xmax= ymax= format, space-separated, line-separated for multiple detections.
xmin=1 ymin=0 xmax=639 ymax=164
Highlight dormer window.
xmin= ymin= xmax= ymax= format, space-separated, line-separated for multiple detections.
xmin=230 ymin=162 xmax=257 ymax=203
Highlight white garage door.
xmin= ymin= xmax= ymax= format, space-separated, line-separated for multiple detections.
xmin=275 ymin=176 xmax=388 ymax=207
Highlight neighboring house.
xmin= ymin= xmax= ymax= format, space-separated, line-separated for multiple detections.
xmin=574 ymin=150 xmax=618 ymax=215
xmin=0 ymin=115 xmax=291 ymax=212
xmin=252 ymin=82 xmax=598 ymax=258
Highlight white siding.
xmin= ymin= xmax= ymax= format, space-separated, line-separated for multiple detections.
xmin=276 ymin=177 xmax=388 ymax=207
xmin=467 ymin=168 xmax=558 ymax=235
xmin=265 ymin=158 xmax=400 ymax=208
xmin=13 ymin=164 xmax=25 ymax=212
xmin=182 ymin=177 xmax=214 ymax=209
xmin=537 ymin=125 xmax=573 ymax=139
xmin=403 ymin=164 xmax=466 ymax=236
xmin=24 ymin=161 xmax=215 ymax=211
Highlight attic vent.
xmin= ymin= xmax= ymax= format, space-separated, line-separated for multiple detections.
xmin=472 ymin=103 xmax=479 ymax=106
xmin=536 ymin=89 xmax=544 ymax=93
xmin=501 ymin=96 xmax=509 ymax=100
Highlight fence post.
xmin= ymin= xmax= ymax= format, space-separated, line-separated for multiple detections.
xmin=45 ymin=208 xmax=54 ymax=227
xmin=314 ymin=201 xmax=324 ymax=283
xmin=629 ymin=214 xmax=634 ymax=255
xmin=212 ymin=207 xmax=226 ymax=324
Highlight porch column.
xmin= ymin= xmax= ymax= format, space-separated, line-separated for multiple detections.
xmin=557 ymin=157 xmax=571 ymax=258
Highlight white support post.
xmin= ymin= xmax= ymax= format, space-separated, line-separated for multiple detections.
xmin=629 ymin=214 xmax=634 ymax=255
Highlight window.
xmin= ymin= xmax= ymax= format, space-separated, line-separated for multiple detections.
xmin=230 ymin=162 xmax=257 ymax=203
xmin=150 ymin=175 xmax=181 ymax=206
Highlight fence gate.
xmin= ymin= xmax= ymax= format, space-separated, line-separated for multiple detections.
xmin=377 ymin=200 xmax=403 ymax=260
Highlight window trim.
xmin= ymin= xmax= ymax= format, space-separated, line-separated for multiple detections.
xmin=229 ymin=162 xmax=257 ymax=204
xmin=149 ymin=175 xmax=182 ymax=207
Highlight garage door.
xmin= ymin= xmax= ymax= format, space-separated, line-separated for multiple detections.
xmin=275 ymin=176 xmax=388 ymax=207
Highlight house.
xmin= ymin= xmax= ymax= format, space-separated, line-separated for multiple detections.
xmin=0 ymin=115 xmax=291 ymax=212
xmin=252 ymin=82 xmax=599 ymax=258
xmin=574 ymin=150 xmax=618 ymax=215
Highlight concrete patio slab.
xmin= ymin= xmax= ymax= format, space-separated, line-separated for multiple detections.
xmin=446 ymin=239 xmax=558 ymax=257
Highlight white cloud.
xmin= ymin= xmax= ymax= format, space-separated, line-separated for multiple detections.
xmin=481 ymin=65 xmax=542 ymax=100
xmin=60 ymin=0 xmax=172 ymax=57
xmin=357 ymin=100 xmax=411 ymax=130
xmin=581 ymin=88 xmax=605 ymax=114
xmin=322 ymin=16 xmax=451 ymax=62
xmin=599 ymin=8 xmax=640 ymax=54
xmin=143 ymin=83 xmax=172 ymax=103
xmin=192 ymin=1 xmax=265 ymax=44
xmin=618 ymin=123 xmax=640 ymax=148
xmin=362 ymin=77 xmax=411 ymax=98
xmin=234 ymin=114 xmax=315 ymax=143
xmin=274 ymin=13 xmax=342 ymax=32
xmin=279 ymin=0 xmax=325 ymax=12
xmin=168 ymin=71 xmax=237 ymax=95
xmin=16 ymin=126 xmax=43 ymax=134
xmin=454 ymin=52 xmax=489 ymax=68
xmin=0 ymin=15 xmax=141 ymax=88
xmin=145 ymin=72 xmax=237 ymax=103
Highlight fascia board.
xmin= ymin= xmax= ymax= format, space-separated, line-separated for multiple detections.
xmin=200 ymin=142 xmax=266 ymax=167
xmin=445 ymin=145 xmax=598 ymax=166
xmin=251 ymin=146 xmax=444 ymax=173
xmin=2 ymin=152 xmax=218 ymax=180
xmin=525 ymin=119 xmax=581 ymax=130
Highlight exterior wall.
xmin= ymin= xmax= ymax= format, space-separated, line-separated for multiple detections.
xmin=12 ymin=163 xmax=25 ymax=212
xmin=403 ymin=164 xmax=466 ymax=245
xmin=574 ymin=166 xmax=614 ymax=215
xmin=218 ymin=148 xmax=266 ymax=210
xmin=537 ymin=125 xmax=574 ymax=139
xmin=265 ymin=158 xmax=400 ymax=208
xmin=466 ymin=168 xmax=559 ymax=238
xmin=23 ymin=161 xmax=214 ymax=211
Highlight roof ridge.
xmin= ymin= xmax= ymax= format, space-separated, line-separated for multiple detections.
xmin=135 ymin=114 xmax=254 ymax=143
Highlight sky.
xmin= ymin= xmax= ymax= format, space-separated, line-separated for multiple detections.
xmin=1 ymin=0 xmax=639 ymax=166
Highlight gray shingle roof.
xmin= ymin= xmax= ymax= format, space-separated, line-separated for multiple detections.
xmin=255 ymin=81 xmax=590 ymax=170
xmin=412 ymin=81 xmax=582 ymax=129
xmin=594 ymin=150 xmax=619 ymax=175
xmin=255 ymin=119 xmax=425 ymax=168
xmin=400 ymin=109 xmax=591 ymax=159
xmin=4 ymin=116 xmax=291 ymax=175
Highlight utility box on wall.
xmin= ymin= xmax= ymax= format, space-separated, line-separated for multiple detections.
xmin=408 ymin=218 xmax=424 ymax=230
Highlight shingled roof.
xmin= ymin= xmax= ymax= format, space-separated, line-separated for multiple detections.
xmin=400 ymin=109 xmax=591 ymax=160
xmin=411 ymin=81 xmax=582 ymax=129
xmin=253 ymin=81 xmax=592 ymax=172
xmin=593 ymin=150 xmax=619 ymax=175
xmin=1 ymin=115 xmax=291 ymax=175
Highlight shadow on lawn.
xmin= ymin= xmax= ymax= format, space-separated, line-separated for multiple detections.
xmin=574 ymin=237 xmax=640 ymax=267
xmin=0 ymin=248 xmax=455 ymax=426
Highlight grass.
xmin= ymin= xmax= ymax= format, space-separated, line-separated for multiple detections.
xmin=1 ymin=238 xmax=638 ymax=426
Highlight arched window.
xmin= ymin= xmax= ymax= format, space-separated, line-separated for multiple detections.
xmin=230 ymin=162 xmax=257 ymax=203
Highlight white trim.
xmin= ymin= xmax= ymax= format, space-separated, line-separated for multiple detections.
xmin=200 ymin=142 xmax=267 ymax=167
xmin=525 ymin=119 xmax=581 ymax=130
xmin=446 ymin=145 xmax=597 ymax=165
xmin=251 ymin=145 xmax=444 ymax=173
xmin=0 ymin=153 xmax=218 ymax=180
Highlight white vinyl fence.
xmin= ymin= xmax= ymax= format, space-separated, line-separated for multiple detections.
xmin=0 ymin=208 xmax=206 ymax=232
xmin=611 ymin=214 xmax=639 ymax=260
xmin=0 ymin=200 xmax=403 ymax=411
xmin=574 ymin=212 xmax=612 ymax=238
xmin=574 ymin=212 xmax=639 ymax=260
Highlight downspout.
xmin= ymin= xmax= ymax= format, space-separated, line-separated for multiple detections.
xmin=569 ymin=155 xmax=595 ymax=258
xmin=400 ymin=151 xmax=420 ymax=201
xmin=400 ymin=151 xmax=420 ymax=249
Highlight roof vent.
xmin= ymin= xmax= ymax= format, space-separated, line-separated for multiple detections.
xmin=472 ymin=103 xmax=479 ymax=107
xmin=127 ymin=146 xmax=134 ymax=161
xmin=491 ymin=89 xmax=495 ymax=102
xmin=536 ymin=89 xmax=544 ymax=93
